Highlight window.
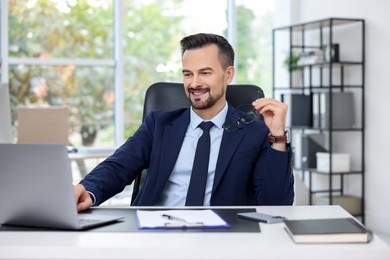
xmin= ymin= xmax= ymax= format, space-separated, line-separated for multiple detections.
xmin=5 ymin=0 xmax=275 ymax=147
xmin=8 ymin=0 xmax=114 ymax=146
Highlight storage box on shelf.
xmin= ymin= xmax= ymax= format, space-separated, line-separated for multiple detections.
xmin=316 ymin=152 xmax=350 ymax=173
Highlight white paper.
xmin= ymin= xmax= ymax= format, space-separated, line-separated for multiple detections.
xmin=136 ymin=209 xmax=230 ymax=229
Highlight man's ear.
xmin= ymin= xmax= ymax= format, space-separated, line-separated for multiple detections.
xmin=226 ymin=66 xmax=235 ymax=84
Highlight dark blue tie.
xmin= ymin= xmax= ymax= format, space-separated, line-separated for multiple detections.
xmin=185 ymin=121 xmax=214 ymax=206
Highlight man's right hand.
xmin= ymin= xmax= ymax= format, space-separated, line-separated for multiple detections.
xmin=74 ymin=184 xmax=93 ymax=212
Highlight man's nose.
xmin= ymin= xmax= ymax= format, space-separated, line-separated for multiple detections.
xmin=190 ymin=75 xmax=202 ymax=88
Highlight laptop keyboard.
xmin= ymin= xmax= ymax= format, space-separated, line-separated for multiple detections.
xmin=78 ymin=217 xmax=101 ymax=225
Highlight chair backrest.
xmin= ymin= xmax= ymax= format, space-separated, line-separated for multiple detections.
xmin=17 ymin=106 xmax=69 ymax=145
xmin=142 ymin=82 xmax=264 ymax=121
xmin=142 ymin=82 xmax=191 ymax=121
xmin=131 ymin=82 xmax=264 ymax=204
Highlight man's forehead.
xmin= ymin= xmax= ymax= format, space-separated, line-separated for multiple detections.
xmin=182 ymin=44 xmax=219 ymax=58
xmin=182 ymin=45 xmax=221 ymax=70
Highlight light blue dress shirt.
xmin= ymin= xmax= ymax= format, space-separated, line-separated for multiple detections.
xmin=154 ymin=102 xmax=228 ymax=206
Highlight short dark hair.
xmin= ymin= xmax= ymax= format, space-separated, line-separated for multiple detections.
xmin=180 ymin=33 xmax=234 ymax=69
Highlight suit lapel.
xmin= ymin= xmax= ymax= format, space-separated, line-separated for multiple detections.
xmin=212 ymin=107 xmax=246 ymax=193
xmin=154 ymin=111 xmax=190 ymax=194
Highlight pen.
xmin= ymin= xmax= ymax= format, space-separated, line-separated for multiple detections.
xmin=161 ymin=213 xmax=187 ymax=222
xmin=160 ymin=213 xmax=203 ymax=224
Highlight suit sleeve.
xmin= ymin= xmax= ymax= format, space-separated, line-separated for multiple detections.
xmin=79 ymin=113 xmax=155 ymax=205
xmin=253 ymin=142 xmax=295 ymax=205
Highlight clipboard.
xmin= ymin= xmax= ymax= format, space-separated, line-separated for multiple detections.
xmin=136 ymin=209 xmax=231 ymax=230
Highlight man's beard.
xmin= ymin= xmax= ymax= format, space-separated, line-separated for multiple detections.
xmin=187 ymin=87 xmax=224 ymax=110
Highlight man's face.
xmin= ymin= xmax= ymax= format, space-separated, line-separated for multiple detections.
xmin=182 ymin=44 xmax=234 ymax=111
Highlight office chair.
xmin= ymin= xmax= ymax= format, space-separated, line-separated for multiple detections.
xmin=131 ymin=82 xmax=264 ymax=203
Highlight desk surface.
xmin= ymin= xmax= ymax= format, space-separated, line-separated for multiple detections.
xmin=1 ymin=206 xmax=389 ymax=260
xmin=68 ymin=147 xmax=116 ymax=160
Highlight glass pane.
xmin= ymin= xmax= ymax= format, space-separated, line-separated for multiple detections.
xmin=179 ymin=0 xmax=227 ymax=35
xmin=9 ymin=65 xmax=115 ymax=147
xmin=235 ymin=0 xmax=275 ymax=97
xmin=122 ymin=0 xmax=227 ymax=138
xmin=9 ymin=0 xmax=113 ymax=59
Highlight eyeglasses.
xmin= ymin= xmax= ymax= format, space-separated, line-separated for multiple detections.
xmin=222 ymin=104 xmax=261 ymax=132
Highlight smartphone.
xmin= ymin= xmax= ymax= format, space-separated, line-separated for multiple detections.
xmin=237 ymin=212 xmax=286 ymax=224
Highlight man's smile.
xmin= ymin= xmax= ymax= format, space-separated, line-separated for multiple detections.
xmin=189 ymin=88 xmax=209 ymax=99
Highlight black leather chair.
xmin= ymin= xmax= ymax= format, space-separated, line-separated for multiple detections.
xmin=131 ymin=82 xmax=264 ymax=203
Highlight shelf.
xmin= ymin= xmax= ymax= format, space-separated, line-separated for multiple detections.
xmin=294 ymin=61 xmax=363 ymax=70
xmin=273 ymin=17 xmax=365 ymax=221
xmin=274 ymin=85 xmax=364 ymax=91
xmin=288 ymin=126 xmax=363 ymax=132
xmin=294 ymin=167 xmax=363 ymax=175
xmin=275 ymin=17 xmax=364 ymax=32
xmin=291 ymin=45 xmax=321 ymax=49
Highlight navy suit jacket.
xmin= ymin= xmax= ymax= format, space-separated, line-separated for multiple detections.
xmin=80 ymin=105 xmax=294 ymax=206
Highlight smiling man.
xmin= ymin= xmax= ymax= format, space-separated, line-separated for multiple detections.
xmin=182 ymin=44 xmax=230 ymax=116
xmin=74 ymin=33 xmax=294 ymax=211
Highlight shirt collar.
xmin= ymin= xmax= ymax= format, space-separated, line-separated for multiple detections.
xmin=190 ymin=101 xmax=228 ymax=130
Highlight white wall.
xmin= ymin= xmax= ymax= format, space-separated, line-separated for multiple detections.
xmin=276 ymin=0 xmax=390 ymax=234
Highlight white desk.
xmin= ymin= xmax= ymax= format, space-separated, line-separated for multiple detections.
xmin=0 ymin=206 xmax=389 ymax=260
xmin=68 ymin=147 xmax=116 ymax=177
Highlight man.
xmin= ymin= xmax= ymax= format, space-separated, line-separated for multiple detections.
xmin=75 ymin=33 xmax=294 ymax=212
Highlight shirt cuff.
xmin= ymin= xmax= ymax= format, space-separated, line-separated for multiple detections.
xmin=87 ymin=191 xmax=96 ymax=206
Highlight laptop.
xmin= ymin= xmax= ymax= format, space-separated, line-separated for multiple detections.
xmin=0 ymin=143 xmax=123 ymax=230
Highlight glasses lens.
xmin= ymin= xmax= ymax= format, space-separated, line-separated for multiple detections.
xmin=222 ymin=120 xmax=240 ymax=132
xmin=223 ymin=103 xmax=261 ymax=132
xmin=240 ymin=112 xmax=256 ymax=123
xmin=237 ymin=104 xmax=254 ymax=113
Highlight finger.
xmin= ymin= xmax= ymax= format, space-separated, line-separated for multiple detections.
xmin=74 ymin=184 xmax=92 ymax=211
xmin=258 ymin=102 xmax=287 ymax=116
xmin=77 ymin=199 xmax=92 ymax=212
xmin=252 ymin=98 xmax=285 ymax=111
xmin=73 ymin=184 xmax=84 ymax=201
xmin=253 ymin=99 xmax=287 ymax=134
xmin=77 ymin=191 xmax=93 ymax=212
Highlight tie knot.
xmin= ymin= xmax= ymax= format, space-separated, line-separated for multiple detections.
xmin=199 ymin=121 xmax=214 ymax=132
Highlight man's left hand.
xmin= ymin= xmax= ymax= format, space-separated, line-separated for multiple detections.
xmin=252 ymin=98 xmax=288 ymax=151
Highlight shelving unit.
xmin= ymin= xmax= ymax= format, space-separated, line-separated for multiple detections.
xmin=272 ymin=18 xmax=365 ymax=221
